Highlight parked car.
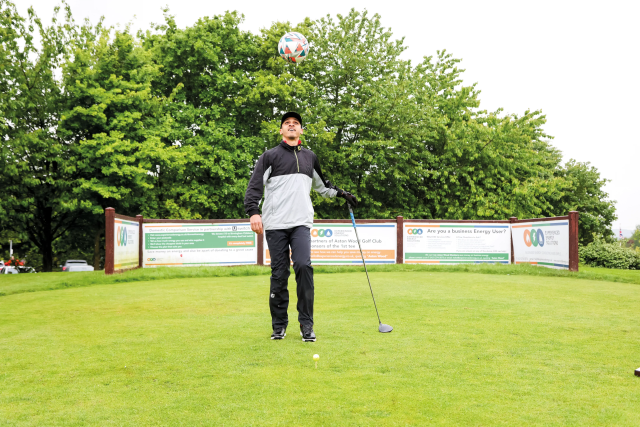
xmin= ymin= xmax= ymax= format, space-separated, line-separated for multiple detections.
xmin=2 ymin=265 xmax=36 ymax=274
xmin=0 ymin=260 xmax=4 ymax=269
xmin=1 ymin=266 xmax=19 ymax=274
xmin=60 ymin=260 xmax=95 ymax=272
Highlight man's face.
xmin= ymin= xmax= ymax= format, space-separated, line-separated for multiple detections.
xmin=279 ymin=118 xmax=303 ymax=140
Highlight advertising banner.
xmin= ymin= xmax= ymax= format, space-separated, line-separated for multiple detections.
xmin=403 ymin=222 xmax=511 ymax=264
xmin=114 ymin=218 xmax=139 ymax=271
xmin=264 ymin=223 xmax=397 ymax=265
xmin=512 ymin=220 xmax=569 ymax=269
xmin=143 ymin=223 xmax=257 ymax=267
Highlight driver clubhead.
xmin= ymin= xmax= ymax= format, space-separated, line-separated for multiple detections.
xmin=378 ymin=323 xmax=393 ymax=333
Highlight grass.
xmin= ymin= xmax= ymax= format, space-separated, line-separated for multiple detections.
xmin=1 ymin=263 xmax=639 ymax=298
xmin=1 ymin=270 xmax=639 ymax=425
xmin=579 ymin=264 xmax=640 ymax=280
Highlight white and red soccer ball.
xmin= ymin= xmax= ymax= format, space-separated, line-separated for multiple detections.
xmin=278 ymin=32 xmax=309 ymax=63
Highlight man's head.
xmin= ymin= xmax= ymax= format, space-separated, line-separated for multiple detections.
xmin=280 ymin=112 xmax=303 ymax=144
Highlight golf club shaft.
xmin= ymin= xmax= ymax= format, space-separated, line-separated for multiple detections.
xmin=348 ymin=204 xmax=382 ymax=325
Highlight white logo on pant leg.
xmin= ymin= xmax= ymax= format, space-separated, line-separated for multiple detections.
xmin=271 ymin=293 xmax=275 ymax=298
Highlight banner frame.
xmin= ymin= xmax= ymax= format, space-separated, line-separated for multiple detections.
xmin=104 ymin=208 xmax=143 ymax=275
xmin=510 ymin=212 xmax=579 ymax=271
xmin=402 ymin=219 xmax=512 ymax=265
xmin=104 ymin=210 xmax=579 ymax=273
xmin=142 ymin=218 xmax=256 ymax=268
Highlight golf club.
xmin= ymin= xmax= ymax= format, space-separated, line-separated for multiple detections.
xmin=347 ymin=202 xmax=393 ymax=333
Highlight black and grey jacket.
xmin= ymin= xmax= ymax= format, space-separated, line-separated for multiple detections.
xmin=244 ymin=140 xmax=338 ymax=230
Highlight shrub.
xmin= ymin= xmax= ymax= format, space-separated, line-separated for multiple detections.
xmin=580 ymin=236 xmax=640 ymax=269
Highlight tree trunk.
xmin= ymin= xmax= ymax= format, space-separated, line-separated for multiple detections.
xmin=93 ymin=228 xmax=103 ymax=270
xmin=42 ymin=242 xmax=54 ymax=272
xmin=41 ymin=205 xmax=55 ymax=272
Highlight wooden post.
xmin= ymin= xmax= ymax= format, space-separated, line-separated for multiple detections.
xmin=136 ymin=215 xmax=143 ymax=269
xmin=105 ymin=208 xmax=115 ymax=275
xmin=569 ymin=211 xmax=579 ymax=272
xmin=396 ymin=216 xmax=404 ymax=264
xmin=509 ymin=217 xmax=517 ymax=264
xmin=257 ymin=232 xmax=264 ymax=266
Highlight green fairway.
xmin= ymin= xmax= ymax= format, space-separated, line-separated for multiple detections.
xmin=1 ymin=271 xmax=639 ymax=426
xmin=1 ymin=263 xmax=639 ymax=298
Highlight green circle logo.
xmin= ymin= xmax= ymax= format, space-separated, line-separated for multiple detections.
xmin=119 ymin=227 xmax=127 ymax=247
xmin=530 ymin=228 xmax=538 ymax=247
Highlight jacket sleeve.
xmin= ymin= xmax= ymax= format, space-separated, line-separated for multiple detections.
xmin=311 ymin=154 xmax=338 ymax=198
xmin=244 ymin=152 xmax=271 ymax=217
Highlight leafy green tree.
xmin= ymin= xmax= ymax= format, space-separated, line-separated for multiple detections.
xmin=59 ymin=22 xmax=184 ymax=219
xmin=0 ymin=3 xmax=619 ymax=271
xmin=141 ymin=11 xmax=281 ymax=219
xmin=257 ymin=10 xmax=570 ymax=223
xmin=544 ymin=160 xmax=617 ymax=244
xmin=0 ymin=2 xmax=82 ymax=271
xmin=629 ymin=225 xmax=640 ymax=250
xmin=0 ymin=1 xmax=181 ymax=270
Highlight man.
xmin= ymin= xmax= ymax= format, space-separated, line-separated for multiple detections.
xmin=244 ymin=112 xmax=357 ymax=342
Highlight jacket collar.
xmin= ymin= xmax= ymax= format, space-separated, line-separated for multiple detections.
xmin=280 ymin=139 xmax=302 ymax=151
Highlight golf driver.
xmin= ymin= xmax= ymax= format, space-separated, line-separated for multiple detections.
xmin=347 ymin=202 xmax=393 ymax=333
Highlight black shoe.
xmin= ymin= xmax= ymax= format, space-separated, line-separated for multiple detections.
xmin=300 ymin=324 xmax=316 ymax=342
xmin=271 ymin=327 xmax=286 ymax=340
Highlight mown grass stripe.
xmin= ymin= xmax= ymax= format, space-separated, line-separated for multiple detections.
xmin=1 ymin=264 xmax=638 ymax=298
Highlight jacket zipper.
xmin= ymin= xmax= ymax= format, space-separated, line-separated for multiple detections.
xmin=293 ymin=150 xmax=299 ymax=172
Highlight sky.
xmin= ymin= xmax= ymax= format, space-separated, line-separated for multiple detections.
xmin=16 ymin=0 xmax=640 ymax=230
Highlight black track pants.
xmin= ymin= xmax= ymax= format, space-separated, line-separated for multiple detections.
xmin=265 ymin=226 xmax=314 ymax=329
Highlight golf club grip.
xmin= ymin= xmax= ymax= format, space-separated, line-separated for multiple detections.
xmin=350 ymin=212 xmax=356 ymax=228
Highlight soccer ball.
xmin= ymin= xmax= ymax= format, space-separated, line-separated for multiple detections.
xmin=278 ymin=32 xmax=309 ymax=63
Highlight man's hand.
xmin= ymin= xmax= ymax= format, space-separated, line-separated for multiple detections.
xmin=337 ymin=189 xmax=358 ymax=208
xmin=250 ymin=214 xmax=263 ymax=234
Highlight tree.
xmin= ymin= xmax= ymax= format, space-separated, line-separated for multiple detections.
xmin=546 ymin=160 xmax=617 ymax=244
xmin=59 ymin=21 xmax=185 ymax=225
xmin=0 ymin=1 xmax=181 ymax=270
xmin=0 ymin=2 xmax=82 ymax=271
xmin=629 ymin=225 xmax=640 ymax=250
xmin=256 ymin=10 xmax=571 ymax=223
xmin=1 ymin=4 xmax=618 ymax=270
xmin=141 ymin=11 xmax=280 ymax=220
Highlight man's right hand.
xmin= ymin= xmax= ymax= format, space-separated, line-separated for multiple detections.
xmin=250 ymin=214 xmax=263 ymax=234
xmin=337 ymin=189 xmax=358 ymax=208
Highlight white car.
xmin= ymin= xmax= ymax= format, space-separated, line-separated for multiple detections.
xmin=60 ymin=260 xmax=95 ymax=272
xmin=1 ymin=266 xmax=19 ymax=274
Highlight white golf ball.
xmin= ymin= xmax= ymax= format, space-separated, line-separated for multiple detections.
xmin=313 ymin=354 xmax=319 ymax=361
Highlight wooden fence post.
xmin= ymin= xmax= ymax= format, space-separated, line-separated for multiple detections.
xmin=105 ymin=208 xmax=115 ymax=275
xmin=136 ymin=215 xmax=143 ymax=269
xmin=396 ymin=216 xmax=404 ymax=264
xmin=257 ymin=233 xmax=264 ymax=266
xmin=509 ymin=217 xmax=517 ymax=264
xmin=569 ymin=211 xmax=579 ymax=272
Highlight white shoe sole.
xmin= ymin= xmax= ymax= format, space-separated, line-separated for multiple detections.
xmin=271 ymin=333 xmax=286 ymax=340
xmin=300 ymin=332 xmax=316 ymax=342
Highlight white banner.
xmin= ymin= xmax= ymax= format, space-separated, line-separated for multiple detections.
xmin=264 ymin=223 xmax=397 ymax=265
xmin=114 ymin=218 xmax=139 ymax=271
xmin=143 ymin=223 xmax=257 ymax=268
xmin=403 ymin=222 xmax=511 ymax=264
xmin=512 ymin=220 xmax=569 ymax=269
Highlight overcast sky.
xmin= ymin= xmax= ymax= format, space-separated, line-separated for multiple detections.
xmin=17 ymin=0 xmax=640 ymax=230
